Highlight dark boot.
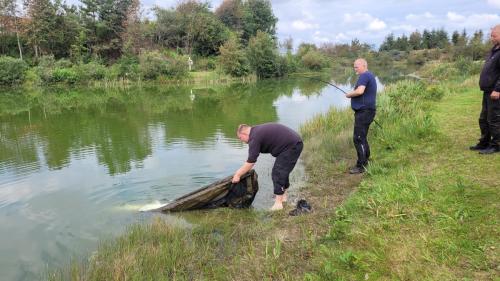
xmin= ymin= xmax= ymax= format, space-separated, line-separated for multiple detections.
xmin=469 ymin=143 xmax=489 ymax=150
xmin=479 ymin=146 xmax=500 ymax=154
xmin=349 ymin=166 xmax=366 ymax=174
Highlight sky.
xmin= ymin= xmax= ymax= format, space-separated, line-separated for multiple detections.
xmin=136 ymin=0 xmax=500 ymax=49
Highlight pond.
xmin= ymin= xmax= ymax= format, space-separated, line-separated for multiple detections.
xmin=0 ymin=75 xmax=385 ymax=280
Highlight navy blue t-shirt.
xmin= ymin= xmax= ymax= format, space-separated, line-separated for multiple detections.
xmin=351 ymin=71 xmax=377 ymax=110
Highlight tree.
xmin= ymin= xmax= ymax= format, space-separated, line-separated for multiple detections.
xmin=279 ymin=36 xmax=293 ymax=54
xmin=80 ymin=0 xmax=134 ymax=61
xmin=241 ymin=0 xmax=277 ymax=43
xmin=246 ymin=30 xmax=280 ymax=78
xmin=1 ymin=0 xmax=23 ymax=59
xmin=154 ymin=1 xmax=229 ymax=56
xmin=215 ymin=0 xmax=243 ymax=31
xmin=409 ymin=31 xmax=422 ymax=50
xmin=219 ymin=35 xmax=249 ymax=76
xmin=25 ymin=0 xmax=57 ymax=57
xmin=379 ymin=33 xmax=395 ymax=51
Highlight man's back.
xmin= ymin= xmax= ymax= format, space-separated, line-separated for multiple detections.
xmin=247 ymin=123 xmax=302 ymax=163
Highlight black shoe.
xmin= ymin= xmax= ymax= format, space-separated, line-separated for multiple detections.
xmin=289 ymin=199 xmax=312 ymax=216
xmin=349 ymin=166 xmax=365 ymax=174
xmin=469 ymin=144 xmax=489 ymax=150
xmin=479 ymin=146 xmax=500 ymax=154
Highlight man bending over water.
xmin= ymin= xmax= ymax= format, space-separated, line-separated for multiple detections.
xmin=232 ymin=123 xmax=303 ymax=211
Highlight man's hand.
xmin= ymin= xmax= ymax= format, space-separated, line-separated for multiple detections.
xmin=232 ymin=174 xmax=241 ymax=183
xmin=491 ymin=91 xmax=500 ymax=100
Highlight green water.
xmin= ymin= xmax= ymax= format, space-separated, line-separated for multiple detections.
xmin=0 ymin=78 xmax=365 ymax=280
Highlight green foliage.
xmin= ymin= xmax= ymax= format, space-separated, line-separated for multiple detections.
xmin=301 ymin=49 xmax=328 ymax=71
xmin=219 ymin=36 xmax=250 ymax=77
xmin=191 ymin=12 xmax=230 ymax=56
xmin=155 ymin=1 xmax=230 ymax=56
xmin=297 ymin=43 xmax=317 ymax=58
xmin=193 ymin=56 xmax=217 ymax=71
xmin=74 ymin=61 xmax=106 ymax=80
xmin=108 ymin=56 xmax=140 ymax=80
xmin=241 ymin=0 xmax=277 ymax=43
xmin=0 ymin=56 xmax=28 ymax=85
xmin=246 ymin=31 xmax=282 ymax=78
xmin=139 ymin=51 xmax=169 ymax=80
xmin=51 ymin=68 xmax=79 ymax=84
xmin=80 ymin=0 xmax=135 ymax=61
xmin=215 ymin=0 xmax=244 ymax=30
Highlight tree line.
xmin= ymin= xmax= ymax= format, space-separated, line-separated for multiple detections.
xmin=0 ymin=0 xmax=277 ymax=61
xmin=379 ymin=29 xmax=489 ymax=60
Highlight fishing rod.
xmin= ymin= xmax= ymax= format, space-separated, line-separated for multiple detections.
xmin=298 ymin=75 xmax=383 ymax=129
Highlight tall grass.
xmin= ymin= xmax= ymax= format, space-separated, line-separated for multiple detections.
xmin=301 ymin=77 xmax=499 ymax=280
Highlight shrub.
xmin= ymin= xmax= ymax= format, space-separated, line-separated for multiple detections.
xmin=194 ymin=57 xmax=217 ymax=71
xmin=165 ymin=53 xmax=189 ymax=78
xmin=301 ymin=50 xmax=326 ymax=71
xmin=54 ymin=59 xmax=73 ymax=69
xmin=107 ymin=56 xmax=140 ymax=80
xmin=247 ymin=31 xmax=282 ymax=78
xmin=75 ymin=62 xmax=106 ymax=81
xmin=139 ymin=51 xmax=169 ymax=80
xmin=51 ymin=68 xmax=79 ymax=84
xmin=0 ymin=56 xmax=28 ymax=85
xmin=219 ymin=37 xmax=250 ymax=77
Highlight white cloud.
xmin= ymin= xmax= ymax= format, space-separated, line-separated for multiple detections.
xmin=465 ymin=13 xmax=500 ymax=27
xmin=343 ymin=12 xmax=374 ymax=23
xmin=368 ymin=19 xmax=387 ymax=31
xmin=447 ymin=12 xmax=466 ymax=21
xmin=292 ymin=20 xmax=319 ymax=31
xmin=487 ymin=0 xmax=500 ymax=8
xmin=392 ymin=24 xmax=416 ymax=32
xmin=406 ymin=12 xmax=434 ymax=21
xmin=334 ymin=33 xmax=349 ymax=42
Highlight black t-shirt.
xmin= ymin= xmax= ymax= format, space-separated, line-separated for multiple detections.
xmin=247 ymin=123 xmax=302 ymax=163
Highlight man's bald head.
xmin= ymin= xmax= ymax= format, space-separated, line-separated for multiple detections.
xmin=353 ymin=58 xmax=368 ymax=75
xmin=491 ymin=25 xmax=500 ymax=45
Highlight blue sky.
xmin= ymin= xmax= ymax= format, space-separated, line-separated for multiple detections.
xmin=103 ymin=0 xmax=500 ymax=48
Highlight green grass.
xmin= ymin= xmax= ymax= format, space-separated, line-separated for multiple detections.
xmin=303 ymin=76 xmax=499 ymax=280
xmin=47 ymin=69 xmax=499 ymax=280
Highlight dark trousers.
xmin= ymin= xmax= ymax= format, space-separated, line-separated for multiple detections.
xmin=272 ymin=141 xmax=303 ymax=195
xmin=478 ymin=92 xmax=500 ymax=148
xmin=353 ymin=109 xmax=376 ymax=167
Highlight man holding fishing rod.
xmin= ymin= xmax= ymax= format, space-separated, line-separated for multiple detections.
xmin=345 ymin=58 xmax=377 ymax=174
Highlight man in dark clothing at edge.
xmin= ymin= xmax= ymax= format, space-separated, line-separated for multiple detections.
xmin=345 ymin=58 xmax=377 ymax=174
xmin=232 ymin=123 xmax=303 ymax=211
xmin=470 ymin=24 xmax=500 ymax=154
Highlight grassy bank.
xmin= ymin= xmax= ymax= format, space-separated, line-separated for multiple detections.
xmin=302 ymin=75 xmax=499 ymax=280
xmin=48 ymin=66 xmax=498 ymax=280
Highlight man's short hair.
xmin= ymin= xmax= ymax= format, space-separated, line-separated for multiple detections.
xmin=355 ymin=58 xmax=368 ymax=68
xmin=237 ymin=124 xmax=251 ymax=134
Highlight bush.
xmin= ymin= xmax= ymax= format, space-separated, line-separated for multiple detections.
xmin=247 ymin=31 xmax=282 ymax=78
xmin=194 ymin=57 xmax=217 ymax=71
xmin=75 ymin=62 xmax=106 ymax=81
xmin=107 ymin=56 xmax=140 ymax=80
xmin=0 ymin=56 xmax=28 ymax=85
xmin=139 ymin=51 xmax=169 ymax=80
xmin=301 ymin=50 xmax=326 ymax=71
xmin=165 ymin=53 xmax=189 ymax=78
xmin=51 ymin=68 xmax=79 ymax=84
xmin=54 ymin=59 xmax=73 ymax=69
xmin=219 ymin=37 xmax=250 ymax=77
